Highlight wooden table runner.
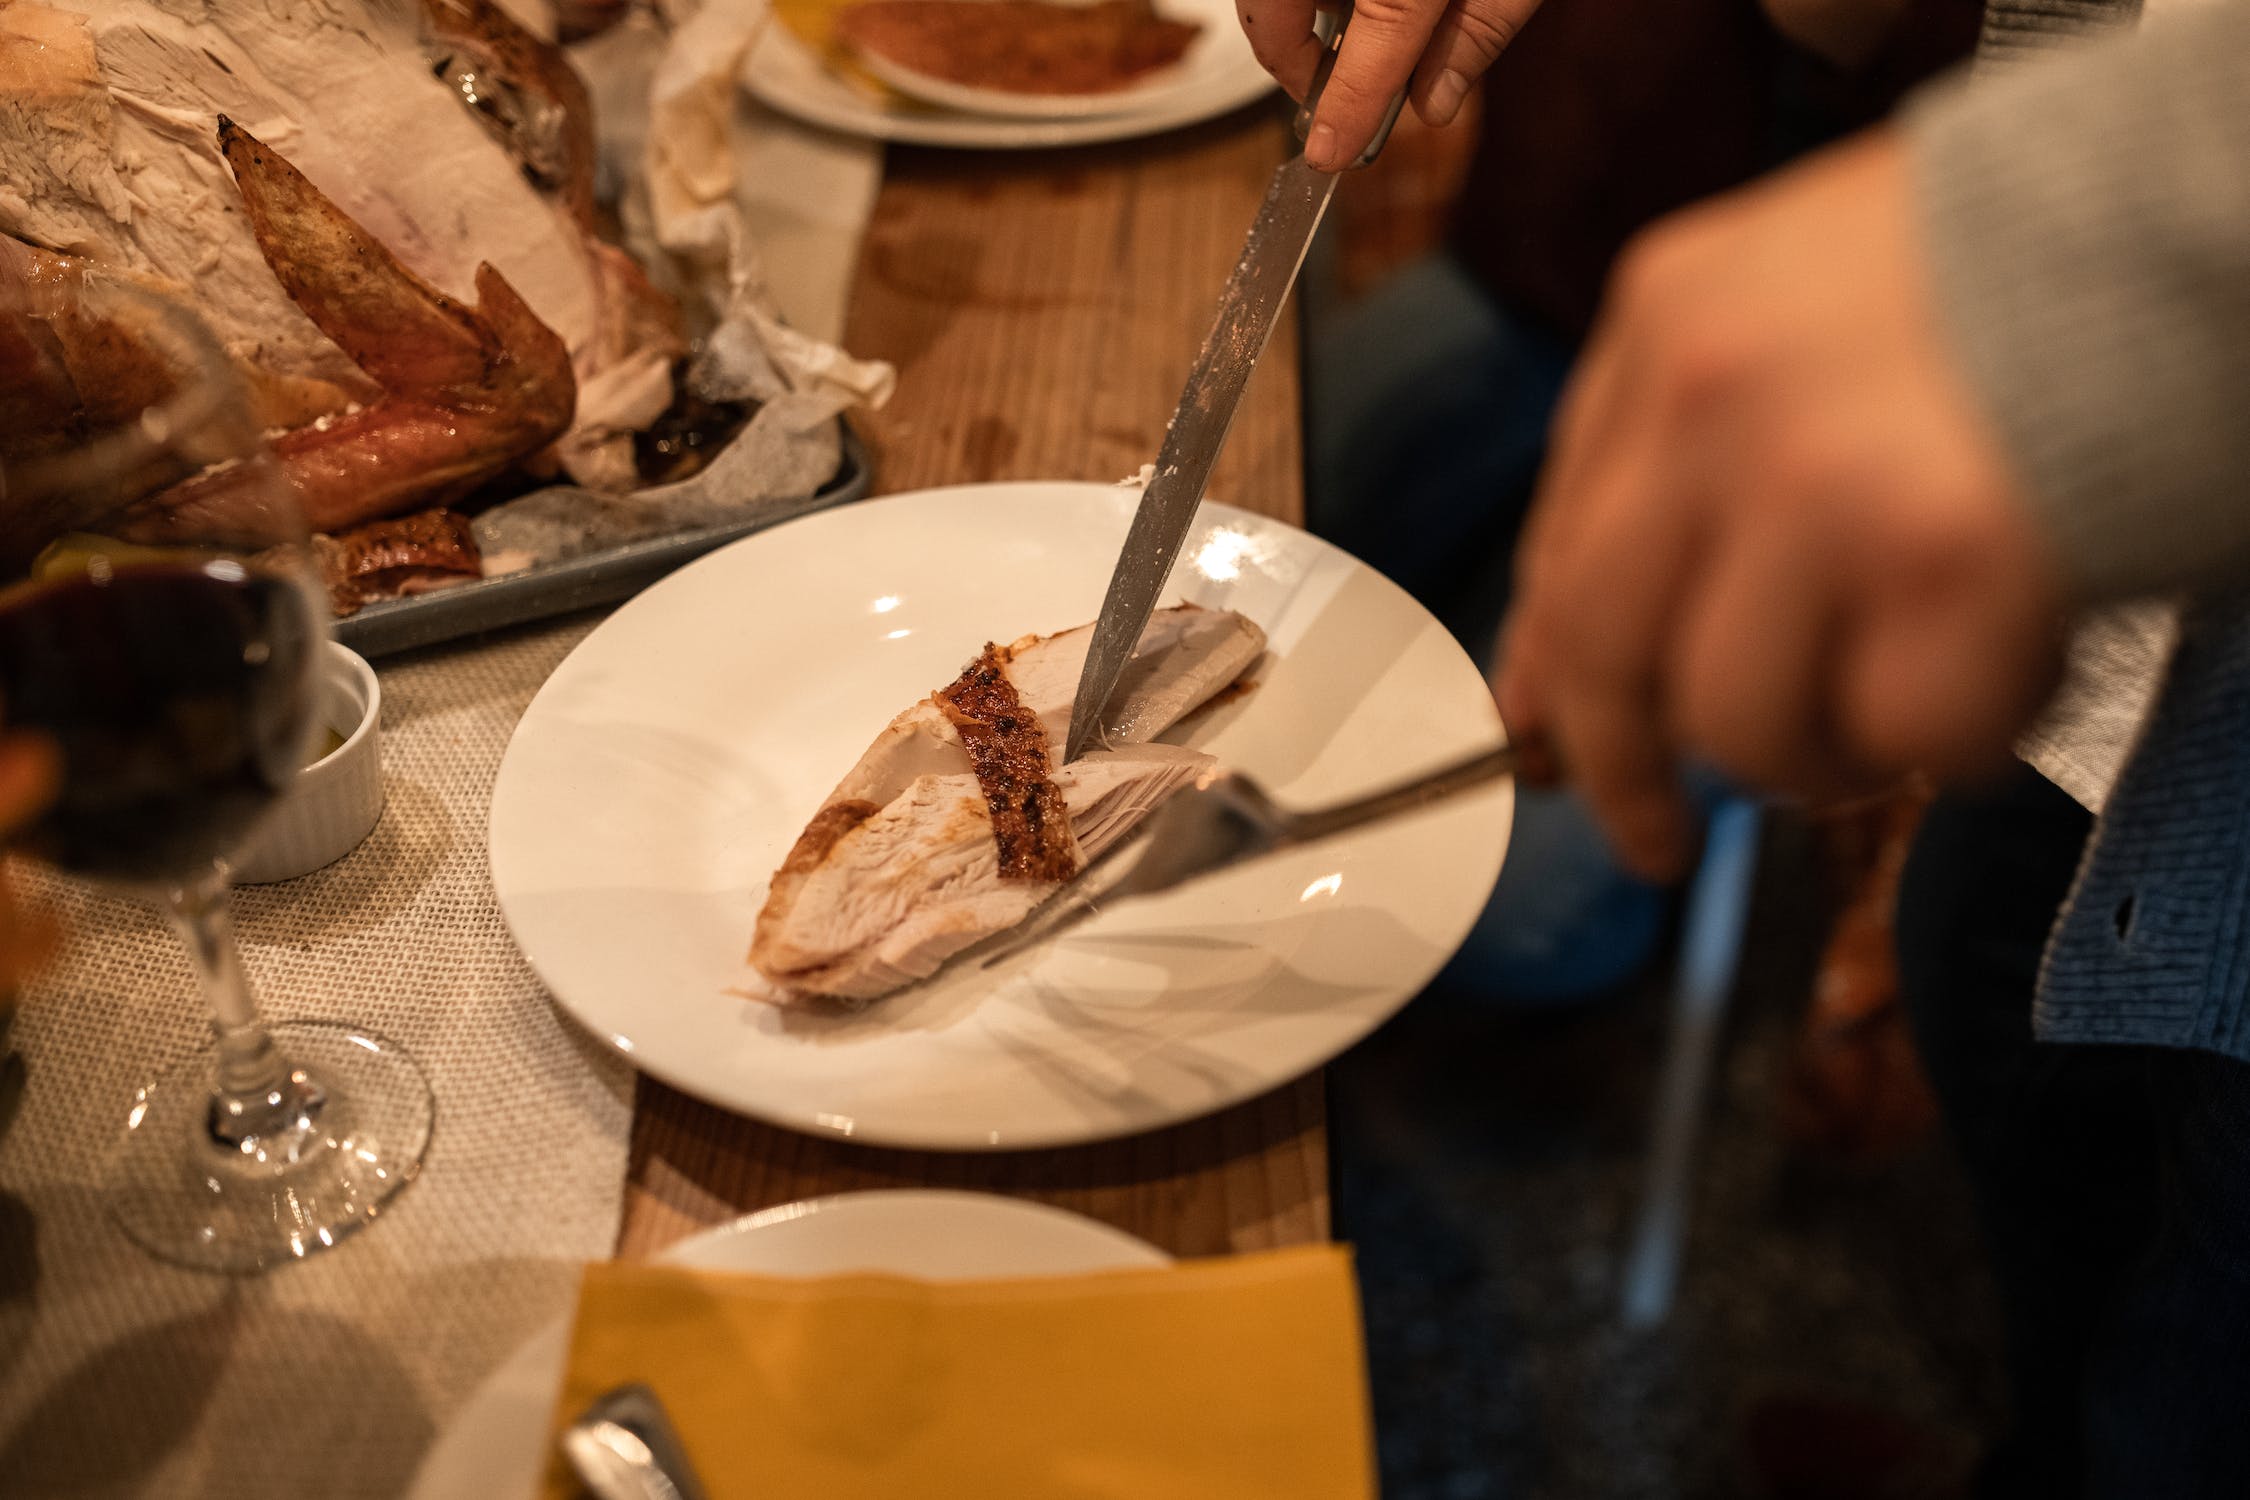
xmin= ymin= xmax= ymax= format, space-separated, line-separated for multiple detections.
xmin=619 ymin=104 xmax=1327 ymax=1260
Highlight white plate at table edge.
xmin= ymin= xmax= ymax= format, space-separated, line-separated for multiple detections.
xmin=850 ymin=41 xmax=1205 ymax=121
xmin=404 ymin=1191 xmax=1169 ymax=1500
xmin=490 ymin=480 xmax=1511 ymax=1151
xmin=743 ymin=0 xmax=1276 ymax=148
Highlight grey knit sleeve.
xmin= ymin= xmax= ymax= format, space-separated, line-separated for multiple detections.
xmin=1975 ymin=0 xmax=2138 ymax=66
xmin=1903 ymin=3 xmax=2250 ymax=602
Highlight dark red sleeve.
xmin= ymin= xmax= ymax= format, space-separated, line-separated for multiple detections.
xmin=1448 ymin=0 xmax=1981 ymax=342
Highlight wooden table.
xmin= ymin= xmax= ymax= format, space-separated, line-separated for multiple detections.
xmin=617 ymin=104 xmax=1327 ymax=1261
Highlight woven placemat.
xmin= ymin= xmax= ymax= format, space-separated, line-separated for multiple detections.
xmin=0 ymin=613 xmax=633 ymax=1499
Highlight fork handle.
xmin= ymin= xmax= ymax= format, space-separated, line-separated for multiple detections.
xmin=1288 ymin=736 xmax=1544 ymax=844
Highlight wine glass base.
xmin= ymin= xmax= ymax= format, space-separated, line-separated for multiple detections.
xmin=108 ymin=1021 xmax=434 ymax=1274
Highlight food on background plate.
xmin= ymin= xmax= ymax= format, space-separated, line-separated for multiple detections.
xmin=0 ymin=0 xmax=888 ymax=615
xmin=834 ymin=0 xmax=1201 ymax=96
xmin=751 ymin=604 xmax=1264 ymax=1002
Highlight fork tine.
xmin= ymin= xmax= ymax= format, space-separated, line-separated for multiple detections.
xmin=970 ymin=825 xmax=1156 ymax=972
xmin=972 ymin=741 xmax=1521 ymax=975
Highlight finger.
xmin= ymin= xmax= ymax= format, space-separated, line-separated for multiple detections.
xmin=1502 ymin=344 xmax=1625 ymax=741
xmin=1511 ymin=335 xmax=1625 ymax=608
xmin=1666 ymin=511 xmax=1855 ymax=798
xmin=0 ymin=735 xmax=58 ymax=832
xmin=1835 ymin=571 xmax=2063 ymax=784
xmin=1306 ymin=0 xmax=1443 ymax=169
xmin=1492 ymin=607 xmax=1546 ymax=733
xmin=0 ymin=738 xmax=62 ymax=991
xmin=1491 ymin=619 xmax=1566 ymax=787
xmin=1519 ymin=462 xmax=1703 ymax=880
xmin=1531 ymin=220 xmax=1694 ymax=546
xmin=0 ymin=882 xmax=58 ymax=989
xmin=1550 ymin=673 xmax=1694 ymax=881
xmin=0 ymin=742 xmax=57 ymax=810
xmin=1237 ymin=0 xmax=1328 ymax=101
xmin=1513 ymin=282 xmax=1658 ymax=606
xmin=1407 ymin=0 xmax=1541 ymax=127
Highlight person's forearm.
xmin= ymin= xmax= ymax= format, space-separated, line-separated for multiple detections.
xmin=1906 ymin=3 xmax=2250 ymax=603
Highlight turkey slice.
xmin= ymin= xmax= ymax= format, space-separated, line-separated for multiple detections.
xmin=751 ymin=605 xmax=1264 ymax=1003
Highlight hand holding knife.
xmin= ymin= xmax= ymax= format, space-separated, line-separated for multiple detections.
xmin=1061 ymin=2 xmax=1406 ymax=764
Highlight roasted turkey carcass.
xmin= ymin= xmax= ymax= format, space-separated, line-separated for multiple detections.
xmin=0 ymin=0 xmax=687 ymax=558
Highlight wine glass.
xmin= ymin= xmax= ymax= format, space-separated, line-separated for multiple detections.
xmin=0 ymin=265 xmax=433 ymax=1272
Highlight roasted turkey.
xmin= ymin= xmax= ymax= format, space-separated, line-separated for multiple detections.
xmin=0 ymin=0 xmax=707 ymax=567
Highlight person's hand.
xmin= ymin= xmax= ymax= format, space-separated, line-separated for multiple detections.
xmin=1494 ymin=132 xmax=2068 ymax=881
xmin=0 ymin=733 xmax=58 ymax=998
xmin=1237 ymin=0 xmax=1544 ymax=170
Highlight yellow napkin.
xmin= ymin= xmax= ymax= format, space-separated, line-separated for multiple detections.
xmin=540 ymin=1246 xmax=1377 ymax=1499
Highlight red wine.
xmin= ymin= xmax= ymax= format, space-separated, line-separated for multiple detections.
xmin=0 ymin=560 xmax=321 ymax=884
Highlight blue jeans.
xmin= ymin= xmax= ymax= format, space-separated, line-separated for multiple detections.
xmin=1896 ymin=767 xmax=2250 ymax=1499
xmin=1306 ymin=253 xmax=1664 ymax=1001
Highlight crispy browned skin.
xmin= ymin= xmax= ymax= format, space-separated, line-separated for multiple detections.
xmin=934 ymin=644 xmax=1077 ymax=882
xmin=313 ymin=509 xmax=483 ymax=615
xmin=0 ymin=297 xmax=80 ymax=459
xmin=836 ymin=0 xmax=1200 ymax=94
xmin=1 ymin=234 xmax=369 ymax=444
xmin=751 ymin=798 xmax=881 ymax=965
xmin=421 ymin=0 xmax=684 ymax=400
xmin=116 ymin=119 xmax=576 ymax=545
xmin=0 ymin=240 xmax=223 ymax=559
xmin=0 ymin=241 xmax=179 ymax=455
xmin=422 ymin=0 xmax=600 ymax=230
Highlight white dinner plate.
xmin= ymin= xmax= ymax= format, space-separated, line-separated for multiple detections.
xmin=490 ymin=481 xmax=1510 ymax=1149
xmin=853 ymin=47 xmax=1199 ymax=121
xmin=743 ymin=0 xmax=1276 ymax=148
xmin=405 ymin=1191 xmax=1169 ymax=1500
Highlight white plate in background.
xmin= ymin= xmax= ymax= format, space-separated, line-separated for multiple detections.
xmin=743 ymin=0 xmax=1275 ymax=148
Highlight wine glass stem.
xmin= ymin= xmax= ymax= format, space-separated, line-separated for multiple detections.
xmin=166 ymin=864 xmax=298 ymax=1146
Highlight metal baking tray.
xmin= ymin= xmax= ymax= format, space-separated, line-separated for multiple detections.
xmin=334 ymin=425 xmax=872 ymax=658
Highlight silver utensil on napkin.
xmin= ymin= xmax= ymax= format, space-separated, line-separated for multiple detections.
xmin=1061 ymin=3 xmax=1407 ymax=763
xmin=972 ymin=738 xmax=1528 ymax=970
xmin=562 ymin=1383 xmax=710 ymax=1500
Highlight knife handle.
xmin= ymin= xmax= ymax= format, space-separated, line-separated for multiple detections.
xmin=1293 ymin=1 xmax=1409 ymax=168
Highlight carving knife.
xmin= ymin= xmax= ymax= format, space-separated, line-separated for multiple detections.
xmin=1062 ymin=6 xmax=1407 ymax=763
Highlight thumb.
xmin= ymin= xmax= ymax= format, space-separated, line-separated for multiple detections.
xmin=1491 ymin=612 xmax=1543 ymax=733
xmin=1491 ymin=627 xmax=1565 ymax=787
xmin=1306 ymin=0 xmax=1443 ymax=169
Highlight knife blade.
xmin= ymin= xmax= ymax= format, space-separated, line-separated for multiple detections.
xmin=1061 ymin=159 xmax=1336 ymax=762
xmin=1062 ymin=9 xmax=1403 ymax=763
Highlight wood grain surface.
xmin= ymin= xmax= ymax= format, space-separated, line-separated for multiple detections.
xmin=618 ymin=1074 xmax=1329 ymax=1260
xmin=619 ymin=103 xmax=1327 ymax=1260
xmin=841 ymin=105 xmax=1305 ymax=518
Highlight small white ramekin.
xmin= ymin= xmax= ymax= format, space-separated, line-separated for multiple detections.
xmin=234 ymin=641 xmax=386 ymax=884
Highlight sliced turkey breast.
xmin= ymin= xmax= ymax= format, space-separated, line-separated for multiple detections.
xmin=751 ymin=605 xmax=1265 ymax=1003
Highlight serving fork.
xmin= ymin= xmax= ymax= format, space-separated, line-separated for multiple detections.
xmin=969 ymin=736 xmax=1538 ymax=972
